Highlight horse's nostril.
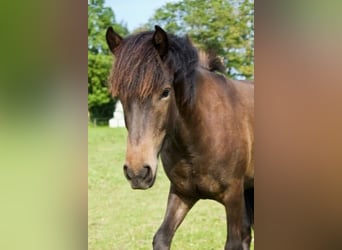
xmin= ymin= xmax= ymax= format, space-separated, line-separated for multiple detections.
xmin=141 ymin=165 xmax=151 ymax=179
xmin=123 ymin=164 xmax=132 ymax=180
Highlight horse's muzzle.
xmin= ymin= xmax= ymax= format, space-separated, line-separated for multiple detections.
xmin=123 ymin=164 xmax=155 ymax=189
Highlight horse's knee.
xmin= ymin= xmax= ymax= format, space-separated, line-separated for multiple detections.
xmin=225 ymin=241 xmax=243 ymax=250
xmin=241 ymin=225 xmax=251 ymax=240
xmin=152 ymin=230 xmax=170 ymax=250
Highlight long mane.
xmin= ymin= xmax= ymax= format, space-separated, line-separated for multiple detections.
xmin=198 ymin=50 xmax=225 ymax=74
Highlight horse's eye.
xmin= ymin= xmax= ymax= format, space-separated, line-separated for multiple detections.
xmin=161 ymin=88 xmax=171 ymax=99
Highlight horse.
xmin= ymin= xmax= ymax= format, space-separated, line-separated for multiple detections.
xmin=106 ymin=25 xmax=254 ymax=250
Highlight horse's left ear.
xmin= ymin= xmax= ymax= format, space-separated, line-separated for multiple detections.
xmin=153 ymin=25 xmax=168 ymax=60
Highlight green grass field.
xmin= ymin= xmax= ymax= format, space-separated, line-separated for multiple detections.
xmin=88 ymin=127 xmax=254 ymax=250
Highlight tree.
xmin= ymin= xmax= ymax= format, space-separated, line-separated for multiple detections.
xmin=148 ymin=0 xmax=254 ymax=79
xmin=88 ymin=0 xmax=128 ymax=121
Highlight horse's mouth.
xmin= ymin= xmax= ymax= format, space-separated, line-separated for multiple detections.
xmin=130 ymin=172 xmax=157 ymax=190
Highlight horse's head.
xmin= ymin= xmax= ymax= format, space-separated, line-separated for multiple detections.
xmin=106 ymin=26 xmax=176 ymax=189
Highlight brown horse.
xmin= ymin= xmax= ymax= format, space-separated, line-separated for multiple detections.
xmin=106 ymin=25 xmax=254 ymax=250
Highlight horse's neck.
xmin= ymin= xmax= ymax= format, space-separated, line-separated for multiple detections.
xmin=166 ymin=114 xmax=193 ymax=154
xmin=171 ymin=69 xmax=238 ymax=146
xmin=170 ymin=79 xmax=203 ymax=151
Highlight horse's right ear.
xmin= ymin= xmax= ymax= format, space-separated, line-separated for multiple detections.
xmin=106 ymin=27 xmax=123 ymax=54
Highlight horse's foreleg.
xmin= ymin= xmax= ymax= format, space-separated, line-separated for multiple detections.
xmin=224 ymin=179 xmax=244 ymax=250
xmin=241 ymin=201 xmax=252 ymax=250
xmin=153 ymin=185 xmax=197 ymax=250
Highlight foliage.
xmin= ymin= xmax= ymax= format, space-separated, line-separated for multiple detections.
xmin=88 ymin=0 xmax=128 ymax=120
xmin=148 ymin=0 xmax=254 ymax=79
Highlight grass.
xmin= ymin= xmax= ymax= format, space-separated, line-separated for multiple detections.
xmin=88 ymin=127 xmax=254 ymax=250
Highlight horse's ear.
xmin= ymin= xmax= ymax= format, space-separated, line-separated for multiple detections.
xmin=106 ymin=27 xmax=123 ymax=54
xmin=153 ymin=25 xmax=168 ymax=60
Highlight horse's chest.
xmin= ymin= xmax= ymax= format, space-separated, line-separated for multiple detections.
xmin=165 ymin=161 xmax=224 ymax=198
xmin=193 ymin=175 xmax=224 ymax=198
